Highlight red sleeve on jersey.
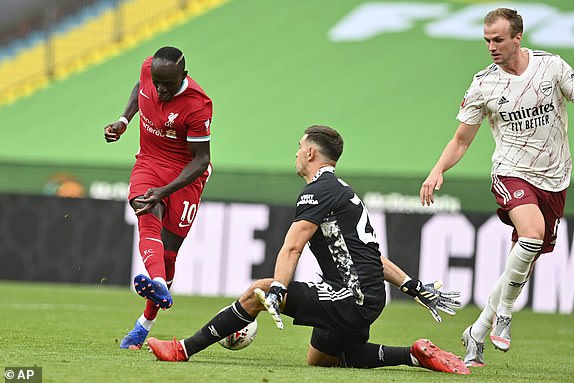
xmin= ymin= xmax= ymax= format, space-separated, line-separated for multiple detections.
xmin=185 ymin=93 xmax=212 ymax=142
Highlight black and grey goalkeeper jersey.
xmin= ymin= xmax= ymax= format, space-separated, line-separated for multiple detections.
xmin=294 ymin=167 xmax=385 ymax=308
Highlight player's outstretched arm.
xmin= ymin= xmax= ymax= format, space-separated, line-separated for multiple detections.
xmin=420 ymin=122 xmax=481 ymax=206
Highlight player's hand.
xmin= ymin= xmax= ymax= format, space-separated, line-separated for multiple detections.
xmin=400 ymin=278 xmax=461 ymax=323
xmin=420 ymin=170 xmax=443 ymax=206
xmin=254 ymin=282 xmax=287 ymax=330
xmin=104 ymin=121 xmax=127 ymax=143
xmin=134 ymin=187 xmax=168 ymax=216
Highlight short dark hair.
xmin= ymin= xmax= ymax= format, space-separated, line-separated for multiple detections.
xmin=484 ymin=8 xmax=523 ymax=37
xmin=153 ymin=46 xmax=185 ymax=71
xmin=304 ymin=125 xmax=344 ymax=162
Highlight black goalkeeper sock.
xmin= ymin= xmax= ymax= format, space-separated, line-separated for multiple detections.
xmin=341 ymin=343 xmax=413 ymax=368
xmin=183 ymin=301 xmax=255 ymax=356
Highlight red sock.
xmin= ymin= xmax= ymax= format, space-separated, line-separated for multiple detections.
xmin=138 ymin=214 xmax=165 ymax=280
xmin=144 ymin=250 xmax=178 ymax=321
xmin=144 ymin=299 xmax=160 ymax=320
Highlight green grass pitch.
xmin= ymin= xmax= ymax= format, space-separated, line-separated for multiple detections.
xmin=1 ymin=281 xmax=572 ymax=383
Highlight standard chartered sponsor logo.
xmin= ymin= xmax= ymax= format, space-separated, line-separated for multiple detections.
xmin=145 ymin=124 xmax=165 ymax=137
xmin=330 ymin=2 xmax=574 ymax=48
xmin=140 ymin=111 xmax=165 ymax=137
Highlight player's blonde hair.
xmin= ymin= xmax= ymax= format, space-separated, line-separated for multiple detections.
xmin=484 ymin=8 xmax=523 ymax=38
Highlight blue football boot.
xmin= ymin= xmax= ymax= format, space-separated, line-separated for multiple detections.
xmin=133 ymin=274 xmax=173 ymax=309
xmin=120 ymin=320 xmax=149 ymax=350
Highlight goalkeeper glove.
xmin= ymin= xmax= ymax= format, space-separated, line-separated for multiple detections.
xmin=254 ymin=281 xmax=287 ymax=330
xmin=400 ymin=277 xmax=461 ymax=323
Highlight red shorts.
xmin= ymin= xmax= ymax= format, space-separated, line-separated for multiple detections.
xmin=128 ymin=159 xmax=211 ymax=238
xmin=491 ymin=175 xmax=566 ymax=253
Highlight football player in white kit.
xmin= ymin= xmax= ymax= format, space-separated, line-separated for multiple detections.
xmin=419 ymin=8 xmax=574 ymax=367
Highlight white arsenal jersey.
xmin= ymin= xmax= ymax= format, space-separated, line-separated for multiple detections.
xmin=458 ymin=48 xmax=574 ymax=192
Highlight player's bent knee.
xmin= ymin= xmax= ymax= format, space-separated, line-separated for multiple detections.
xmin=306 ymin=358 xmax=339 ymax=367
xmin=306 ymin=345 xmax=340 ymax=367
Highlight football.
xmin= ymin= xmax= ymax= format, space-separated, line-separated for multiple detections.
xmin=218 ymin=317 xmax=258 ymax=351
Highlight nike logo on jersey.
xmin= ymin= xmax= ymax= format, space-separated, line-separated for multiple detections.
xmin=139 ymin=89 xmax=150 ymax=99
xmin=498 ymin=96 xmax=509 ymax=105
xmin=178 ymin=222 xmax=191 ymax=228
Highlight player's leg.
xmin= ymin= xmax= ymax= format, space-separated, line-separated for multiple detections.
xmin=481 ymin=177 xmax=542 ymax=353
xmin=282 ymin=282 xmax=460 ymax=371
xmin=491 ymin=188 xmax=565 ymax=351
xmin=120 ymin=199 xmax=168 ymax=349
xmin=137 ymin=234 xmax=183 ymax=342
xmin=146 ymin=174 xmax=205 ymax=313
xmin=147 ymin=278 xmax=272 ymax=361
xmin=127 ymin=163 xmax=174 ymax=307
xmin=131 ymin=200 xmax=173 ymax=309
xmin=462 ymin=241 xmax=533 ymax=361
xmin=143 ymin=178 xmax=210 ymax=354
xmin=499 ymin=204 xmax=544 ymax=315
xmin=120 ymin=201 xmax=171 ymax=349
xmin=459 ymin=175 xmax=514 ymax=360
xmin=460 ymin=273 xmax=503 ymax=366
xmin=307 ymin=344 xmax=340 ymax=367
xmin=491 ymin=204 xmax=544 ymax=351
xmin=309 ymin=327 xmax=413 ymax=369
xmin=309 ymin=328 xmax=469 ymax=374
xmin=119 ymin=311 xmax=156 ymax=350
xmin=121 ymin=165 xmax=169 ymax=349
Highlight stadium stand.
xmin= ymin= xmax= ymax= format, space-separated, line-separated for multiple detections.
xmin=0 ymin=0 xmax=226 ymax=106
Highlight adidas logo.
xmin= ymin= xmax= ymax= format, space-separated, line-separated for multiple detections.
xmin=498 ymin=96 xmax=509 ymax=105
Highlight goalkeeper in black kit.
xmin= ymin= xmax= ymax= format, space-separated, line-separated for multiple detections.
xmin=146 ymin=125 xmax=468 ymax=374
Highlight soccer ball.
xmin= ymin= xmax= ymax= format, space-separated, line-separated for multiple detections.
xmin=218 ymin=319 xmax=258 ymax=351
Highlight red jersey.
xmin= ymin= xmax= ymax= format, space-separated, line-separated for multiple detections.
xmin=136 ymin=57 xmax=212 ymax=169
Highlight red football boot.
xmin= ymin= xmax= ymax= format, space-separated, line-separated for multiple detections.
xmin=411 ymin=339 xmax=470 ymax=375
xmin=147 ymin=337 xmax=189 ymax=362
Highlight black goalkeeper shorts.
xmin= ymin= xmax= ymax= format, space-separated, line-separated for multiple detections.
xmin=283 ymin=280 xmax=384 ymax=356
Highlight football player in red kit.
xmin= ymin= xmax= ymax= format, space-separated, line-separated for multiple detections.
xmin=104 ymin=46 xmax=213 ymax=350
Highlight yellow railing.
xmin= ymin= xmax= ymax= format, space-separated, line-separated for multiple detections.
xmin=0 ymin=0 xmax=226 ymax=107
